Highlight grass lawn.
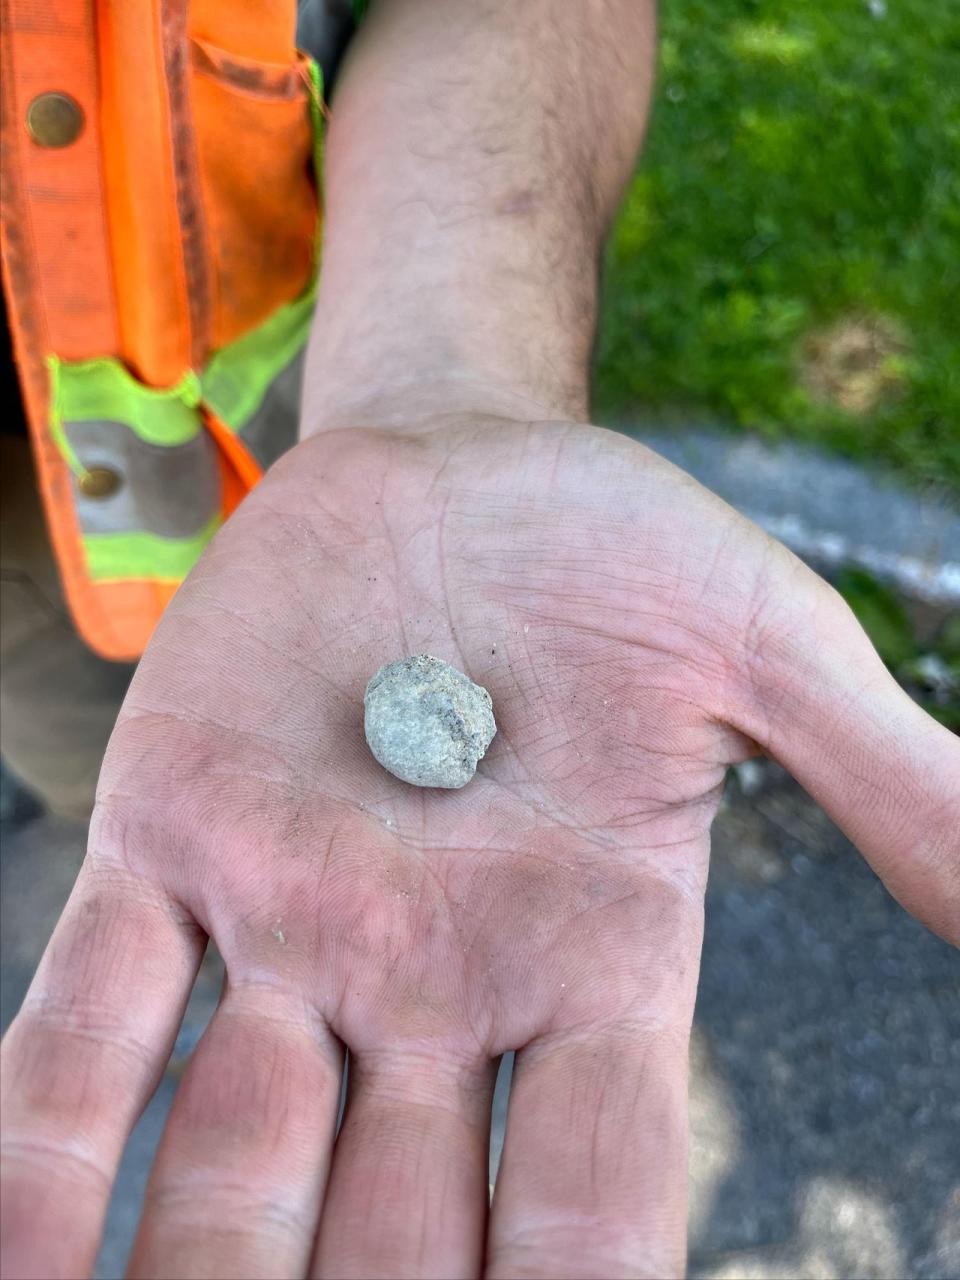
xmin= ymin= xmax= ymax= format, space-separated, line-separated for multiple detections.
xmin=594 ymin=0 xmax=960 ymax=491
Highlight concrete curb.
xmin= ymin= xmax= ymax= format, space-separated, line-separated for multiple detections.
xmin=622 ymin=428 xmax=960 ymax=605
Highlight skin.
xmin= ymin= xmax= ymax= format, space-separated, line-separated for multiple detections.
xmin=1 ymin=2 xmax=958 ymax=1278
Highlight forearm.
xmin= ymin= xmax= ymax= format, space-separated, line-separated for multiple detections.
xmin=302 ymin=0 xmax=655 ymax=432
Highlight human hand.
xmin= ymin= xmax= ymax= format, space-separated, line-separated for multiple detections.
xmin=2 ymin=416 xmax=957 ymax=1280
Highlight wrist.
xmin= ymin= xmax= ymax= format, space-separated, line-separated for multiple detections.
xmin=300 ymin=357 xmax=588 ymax=440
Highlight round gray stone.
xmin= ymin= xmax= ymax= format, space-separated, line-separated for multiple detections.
xmin=363 ymin=654 xmax=497 ymax=789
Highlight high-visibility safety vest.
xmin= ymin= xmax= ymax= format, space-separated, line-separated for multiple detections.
xmin=1 ymin=2 xmax=326 ymax=660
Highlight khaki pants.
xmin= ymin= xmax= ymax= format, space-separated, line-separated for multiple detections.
xmin=1 ymin=437 xmax=133 ymax=819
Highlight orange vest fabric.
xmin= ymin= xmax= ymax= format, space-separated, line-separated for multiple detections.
xmin=1 ymin=0 xmax=321 ymax=660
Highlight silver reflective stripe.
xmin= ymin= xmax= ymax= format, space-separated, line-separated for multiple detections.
xmin=237 ymin=347 xmax=303 ymax=472
xmin=64 ymin=420 xmax=220 ymax=538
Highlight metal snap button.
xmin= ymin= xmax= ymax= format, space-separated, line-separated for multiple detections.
xmin=27 ymin=92 xmax=84 ymax=148
xmin=78 ymin=467 xmax=121 ymax=498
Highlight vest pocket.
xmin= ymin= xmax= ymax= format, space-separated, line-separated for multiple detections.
xmin=188 ymin=38 xmax=319 ymax=354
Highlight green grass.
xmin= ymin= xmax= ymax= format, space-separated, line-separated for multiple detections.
xmin=594 ymin=0 xmax=960 ymax=490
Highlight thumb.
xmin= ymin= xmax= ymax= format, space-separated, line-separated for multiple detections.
xmin=736 ymin=568 xmax=959 ymax=945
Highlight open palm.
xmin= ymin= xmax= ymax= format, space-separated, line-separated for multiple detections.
xmin=3 ymin=417 xmax=957 ymax=1280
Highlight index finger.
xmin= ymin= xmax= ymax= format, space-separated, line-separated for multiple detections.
xmin=487 ymin=1019 xmax=693 ymax=1280
xmin=486 ymin=850 xmax=707 ymax=1279
xmin=1 ymin=849 xmax=202 ymax=1279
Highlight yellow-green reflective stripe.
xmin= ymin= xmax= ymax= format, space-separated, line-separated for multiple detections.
xmin=49 ymin=356 xmax=202 ymax=448
xmin=83 ymin=514 xmax=221 ymax=582
xmin=306 ymin=57 xmax=325 ymax=266
xmin=46 ymin=357 xmax=86 ymax=478
xmin=200 ymin=285 xmax=316 ymax=432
